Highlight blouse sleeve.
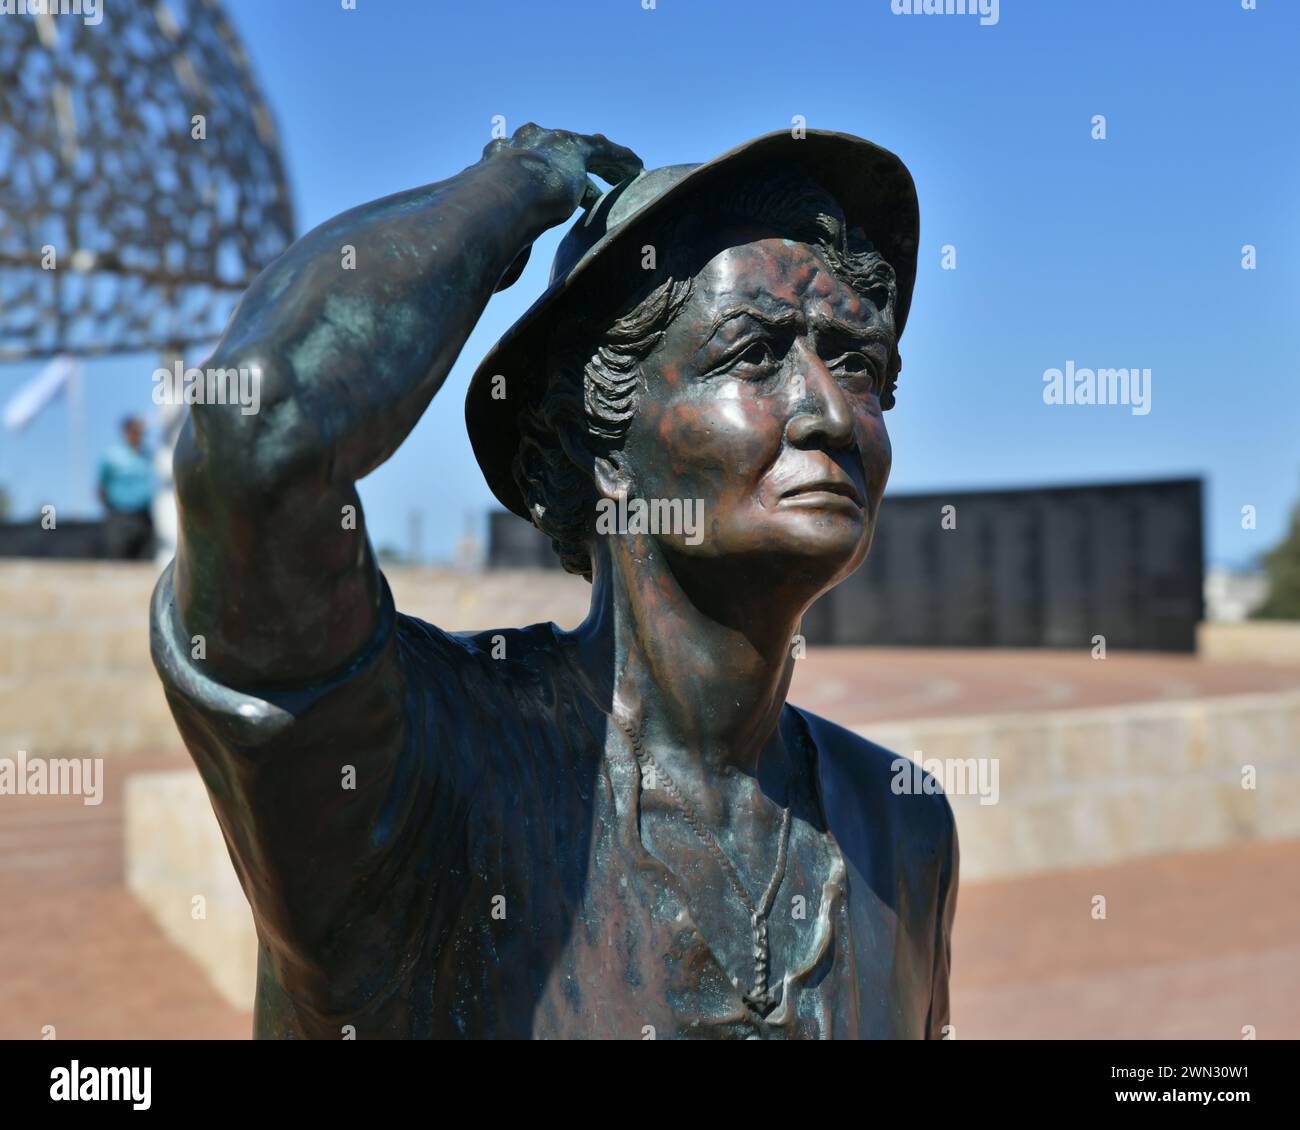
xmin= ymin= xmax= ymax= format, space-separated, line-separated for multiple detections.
xmin=149 ymin=559 xmax=447 ymax=1023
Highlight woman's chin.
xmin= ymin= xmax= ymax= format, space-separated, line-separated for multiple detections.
xmin=767 ymin=507 xmax=868 ymax=555
xmin=659 ymin=509 xmax=870 ymax=580
xmin=734 ymin=521 xmax=871 ymax=587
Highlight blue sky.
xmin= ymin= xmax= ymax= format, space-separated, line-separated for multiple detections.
xmin=2 ymin=0 xmax=1297 ymax=567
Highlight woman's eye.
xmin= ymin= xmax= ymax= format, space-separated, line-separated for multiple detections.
xmin=735 ymin=341 xmax=775 ymax=367
xmin=833 ymin=352 xmax=882 ymax=390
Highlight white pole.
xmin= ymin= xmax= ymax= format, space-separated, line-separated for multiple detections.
xmin=152 ymin=348 xmax=186 ymax=568
xmin=66 ymin=358 xmax=87 ymax=517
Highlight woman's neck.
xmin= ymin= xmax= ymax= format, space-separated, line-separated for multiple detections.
xmin=569 ymin=534 xmax=808 ymax=786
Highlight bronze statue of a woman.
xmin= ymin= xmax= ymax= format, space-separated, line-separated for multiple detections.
xmin=151 ymin=125 xmax=959 ymax=1039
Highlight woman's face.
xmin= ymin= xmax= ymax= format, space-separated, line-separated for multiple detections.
xmin=616 ymin=228 xmax=894 ymax=602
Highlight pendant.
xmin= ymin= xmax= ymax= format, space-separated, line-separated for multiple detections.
xmin=742 ymin=913 xmax=777 ymax=1016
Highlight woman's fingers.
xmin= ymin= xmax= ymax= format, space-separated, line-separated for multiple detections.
xmin=582 ymin=132 xmax=644 ymax=184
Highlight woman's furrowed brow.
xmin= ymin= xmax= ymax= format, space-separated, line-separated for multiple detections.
xmin=701 ymin=304 xmax=891 ymax=349
xmin=812 ymin=315 xmax=893 ymax=347
xmin=703 ymin=303 xmax=802 ymax=343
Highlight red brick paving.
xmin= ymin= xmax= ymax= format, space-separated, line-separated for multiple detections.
xmin=952 ymin=837 xmax=1300 ymax=1039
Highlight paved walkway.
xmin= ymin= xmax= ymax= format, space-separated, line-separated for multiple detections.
xmin=2 ymin=748 xmax=1296 ymax=1039
xmin=789 ymin=647 xmax=1300 ymax=726
xmin=952 ymin=837 xmax=1300 ymax=1039
xmin=0 ymin=753 xmax=247 ymax=1040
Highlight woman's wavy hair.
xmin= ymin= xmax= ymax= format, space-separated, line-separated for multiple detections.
xmin=511 ymin=164 xmax=899 ymax=580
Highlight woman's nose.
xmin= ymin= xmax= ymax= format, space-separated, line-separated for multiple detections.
xmin=784 ymin=345 xmax=855 ymax=450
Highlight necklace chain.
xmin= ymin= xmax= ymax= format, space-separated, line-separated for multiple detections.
xmin=612 ymin=712 xmax=793 ymax=1016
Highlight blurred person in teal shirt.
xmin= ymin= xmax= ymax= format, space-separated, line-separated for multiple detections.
xmin=97 ymin=416 xmax=154 ymax=560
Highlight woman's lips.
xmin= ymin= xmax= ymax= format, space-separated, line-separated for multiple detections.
xmin=779 ymin=479 xmax=865 ymax=509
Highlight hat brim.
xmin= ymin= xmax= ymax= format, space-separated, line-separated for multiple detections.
xmin=466 ymin=129 xmax=920 ymax=521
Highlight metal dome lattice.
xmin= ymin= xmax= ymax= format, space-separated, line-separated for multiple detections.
xmin=0 ymin=0 xmax=295 ymax=361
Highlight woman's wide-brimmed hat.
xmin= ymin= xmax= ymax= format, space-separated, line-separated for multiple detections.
xmin=465 ymin=128 xmax=920 ymax=521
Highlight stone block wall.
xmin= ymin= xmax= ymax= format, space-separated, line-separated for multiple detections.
xmin=0 ymin=560 xmax=589 ymax=760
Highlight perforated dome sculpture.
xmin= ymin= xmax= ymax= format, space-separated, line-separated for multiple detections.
xmin=0 ymin=0 xmax=294 ymax=361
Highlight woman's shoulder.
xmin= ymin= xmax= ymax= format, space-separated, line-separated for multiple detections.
xmin=395 ymin=614 xmax=569 ymax=669
xmin=786 ymin=702 xmax=957 ymax=862
xmin=393 ymin=614 xmax=586 ymax=721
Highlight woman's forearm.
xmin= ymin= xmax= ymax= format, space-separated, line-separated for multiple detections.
xmin=206 ymin=148 xmax=562 ymax=482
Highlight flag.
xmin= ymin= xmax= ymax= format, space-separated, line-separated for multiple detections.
xmin=2 ymin=355 xmax=80 ymax=431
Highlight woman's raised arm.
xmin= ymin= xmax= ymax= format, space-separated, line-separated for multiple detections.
xmin=169 ymin=126 xmax=641 ymax=686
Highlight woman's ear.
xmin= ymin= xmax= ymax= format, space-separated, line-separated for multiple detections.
xmin=591 ymin=451 xmax=632 ymax=503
